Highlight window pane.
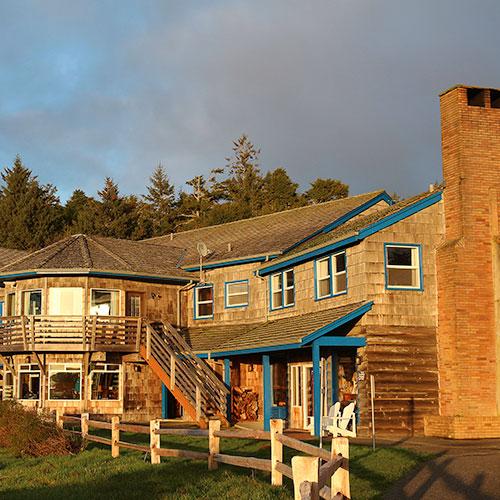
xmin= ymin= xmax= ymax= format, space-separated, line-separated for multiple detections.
xmin=285 ymin=270 xmax=294 ymax=288
xmin=19 ymin=372 xmax=40 ymax=399
xmin=318 ymin=278 xmax=330 ymax=297
xmin=197 ymin=287 xmax=213 ymax=302
xmin=285 ymin=288 xmax=294 ymax=306
xmin=272 ymin=274 xmax=282 ymax=291
xmin=91 ymin=372 xmax=120 ymax=400
xmin=317 ymin=259 xmax=330 ymax=279
xmin=387 ymin=247 xmax=412 ymax=266
xmin=23 ymin=291 xmax=42 ymax=315
xmin=227 ymin=293 xmax=248 ymax=306
xmin=335 ymin=273 xmax=347 ymax=293
xmin=272 ymin=361 xmax=287 ymax=406
xmin=50 ymin=371 xmax=81 ymax=400
xmin=91 ymin=290 xmax=119 ymax=316
xmin=49 ymin=288 xmax=83 ymax=315
xmin=272 ymin=290 xmax=283 ymax=309
xmin=228 ymin=282 xmax=247 ymax=295
xmin=335 ymin=253 xmax=346 ymax=273
xmin=198 ymin=302 xmax=213 ymax=317
xmin=388 ymin=268 xmax=416 ymax=287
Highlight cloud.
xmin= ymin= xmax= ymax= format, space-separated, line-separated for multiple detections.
xmin=0 ymin=0 xmax=499 ymax=201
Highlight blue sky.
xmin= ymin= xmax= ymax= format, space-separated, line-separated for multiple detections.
xmin=0 ymin=0 xmax=499 ymax=201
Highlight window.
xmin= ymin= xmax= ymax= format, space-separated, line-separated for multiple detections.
xmin=194 ymin=285 xmax=214 ymax=319
xmin=18 ymin=364 xmax=41 ymax=400
xmin=315 ymin=251 xmax=347 ymax=300
xmin=49 ymin=288 xmax=83 ymax=315
xmin=89 ymin=363 xmax=120 ymax=400
xmin=126 ymin=293 xmax=142 ymax=317
xmin=90 ymin=289 xmax=119 ymax=316
xmin=225 ymin=280 xmax=249 ymax=308
xmin=22 ymin=290 xmax=42 ymax=315
xmin=270 ymin=269 xmax=294 ymax=310
xmin=6 ymin=293 xmax=16 ymax=316
xmin=385 ymin=244 xmax=422 ymax=290
xmin=48 ymin=363 xmax=81 ymax=400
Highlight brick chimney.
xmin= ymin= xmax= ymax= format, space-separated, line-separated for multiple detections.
xmin=425 ymin=86 xmax=500 ymax=438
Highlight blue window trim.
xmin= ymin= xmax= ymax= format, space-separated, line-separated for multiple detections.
xmin=314 ymin=250 xmax=348 ymax=301
xmin=193 ymin=283 xmax=215 ymax=320
xmin=269 ymin=269 xmax=295 ymax=311
xmin=224 ymin=279 xmax=249 ymax=309
xmin=384 ymin=243 xmax=424 ymax=291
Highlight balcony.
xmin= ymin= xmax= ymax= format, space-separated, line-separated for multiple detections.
xmin=0 ymin=315 xmax=145 ymax=354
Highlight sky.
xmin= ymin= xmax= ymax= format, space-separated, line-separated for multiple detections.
xmin=0 ymin=0 xmax=499 ymax=202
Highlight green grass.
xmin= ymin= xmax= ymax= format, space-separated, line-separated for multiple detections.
xmin=0 ymin=432 xmax=431 ymax=500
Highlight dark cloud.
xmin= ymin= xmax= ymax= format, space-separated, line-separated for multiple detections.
xmin=0 ymin=0 xmax=499 ymax=200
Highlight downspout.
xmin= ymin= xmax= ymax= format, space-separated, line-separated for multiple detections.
xmin=255 ymin=255 xmax=272 ymax=322
xmin=177 ymin=281 xmax=195 ymax=329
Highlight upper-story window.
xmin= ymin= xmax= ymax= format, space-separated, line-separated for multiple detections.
xmin=315 ymin=251 xmax=347 ymax=300
xmin=194 ymin=284 xmax=214 ymax=319
xmin=270 ymin=269 xmax=295 ymax=310
xmin=49 ymin=287 xmax=83 ymax=315
xmin=22 ymin=290 xmax=42 ymax=315
xmin=91 ymin=289 xmax=119 ymax=316
xmin=225 ymin=280 xmax=249 ymax=308
xmin=385 ymin=244 xmax=422 ymax=290
xmin=6 ymin=292 xmax=16 ymax=316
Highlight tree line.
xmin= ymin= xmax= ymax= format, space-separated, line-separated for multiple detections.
xmin=0 ymin=135 xmax=349 ymax=251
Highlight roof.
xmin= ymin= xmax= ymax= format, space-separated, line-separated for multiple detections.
xmin=0 ymin=247 xmax=29 ymax=268
xmin=147 ymin=190 xmax=391 ymax=268
xmin=259 ymin=189 xmax=443 ymax=275
xmin=185 ymin=301 xmax=370 ymax=354
xmin=0 ymin=234 xmax=193 ymax=281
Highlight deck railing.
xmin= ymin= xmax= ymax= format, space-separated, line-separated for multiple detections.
xmin=0 ymin=315 xmax=145 ymax=352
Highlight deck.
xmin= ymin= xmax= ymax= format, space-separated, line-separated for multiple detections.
xmin=0 ymin=315 xmax=144 ymax=353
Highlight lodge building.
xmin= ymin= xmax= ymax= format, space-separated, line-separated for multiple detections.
xmin=0 ymin=85 xmax=498 ymax=439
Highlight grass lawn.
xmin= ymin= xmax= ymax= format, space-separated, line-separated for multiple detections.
xmin=0 ymin=432 xmax=431 ymax=499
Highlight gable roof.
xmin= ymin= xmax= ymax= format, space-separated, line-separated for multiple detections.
xmin=147 ymin=190 xmax=392 ymax=269
xmin=0 ymin=247 xmax=29 ymax=268
xmin=185 ymin=301 xmax=370 ymax=355
xmin=259 ymin=189 xmax=443 ymax=275
xmin=0 ymin=234 xmax=193 ymax=282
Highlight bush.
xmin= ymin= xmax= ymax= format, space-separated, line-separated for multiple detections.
xmin=0 ymin=400 xmax=83 ymax=457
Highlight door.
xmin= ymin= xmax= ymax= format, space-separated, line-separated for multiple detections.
xmin=289 ymin=363 xmax=314 ymax=429
xmin=126 ymin=292 xmax=143 ymax=317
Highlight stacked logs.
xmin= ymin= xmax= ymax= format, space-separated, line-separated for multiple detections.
xmin=231 ymin=386 xmax=259 ymax=421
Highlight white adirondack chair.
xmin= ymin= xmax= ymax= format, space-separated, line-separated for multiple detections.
xmin=323 ymin=401 xmax=357 ymax=437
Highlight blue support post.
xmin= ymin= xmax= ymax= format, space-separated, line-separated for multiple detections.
xmin=263 ymin=354 xmax=271 ymax=432
xmin=161 ymin=384 xmax=168 ymax=419
xmin=312 ymin=342 xmax=321 ymax=436
xmin=223 ymin=359 xmax=231 ymax=421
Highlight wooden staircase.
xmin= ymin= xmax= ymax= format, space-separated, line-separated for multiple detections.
xmin=140 ymin=321 xmax=229 ymax=427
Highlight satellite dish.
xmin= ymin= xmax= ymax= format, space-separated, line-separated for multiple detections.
xmin=196 ymin=241 xmax=210 ymax=257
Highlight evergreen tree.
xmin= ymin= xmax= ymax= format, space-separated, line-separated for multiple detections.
xmin=0 ymin=155 xmax=63 ymax=250
xmin=143 ymin=164 xmax=176 ymax=236
xmin=64 ymin=189 xmax=99 ymax=235
xmin=304 ymin=178 xmax=349 ymax=204
xmin=261 ymin=168 xmax=300 ymax=214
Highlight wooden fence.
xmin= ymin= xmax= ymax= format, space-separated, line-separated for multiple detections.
xmin=56 ymin=412 xmax=350 ymax=500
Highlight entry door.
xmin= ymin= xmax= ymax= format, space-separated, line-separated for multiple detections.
xmin=126 ymin=292 xmax=142 ymax=317
xmin=289 ymin=363 xmax=314 ymax=429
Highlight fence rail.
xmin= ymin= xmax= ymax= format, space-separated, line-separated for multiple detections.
xmin=0 ymin=315 xmax=144 ymax=352
xmin=56 ymin=411 xmax=350 ymax=500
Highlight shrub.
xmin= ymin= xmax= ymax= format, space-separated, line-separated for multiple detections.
xmin=0 ymin=400 xmax=83 ymax=457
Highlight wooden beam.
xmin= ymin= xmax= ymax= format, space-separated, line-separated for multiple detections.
xmin=33 ymin=352 xmax=46 ymax=375
xmin=0 ymin=355 xmax=16 ymax=377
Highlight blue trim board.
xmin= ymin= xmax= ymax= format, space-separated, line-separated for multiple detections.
xmin=258 ymin=191 xmax=442 ymax=276
xmin=193 ymin=283 xmax=214 ymax=320
xmin=162 ymin=384 xmax=168 ymax=419
xmin=312 ymin=342 xmax=321 ymax=436
xmin=383 ymin=243 xmax=424 ymax=291
xmin=282 ymin=191 xmax=394 ymax=255
xmin=263 ymin=355 xmax=271 ymax=432
xmin=223 ymin=359 xmax=231 ymax=421
xmin=224 ymin=279 xmax=249 ymax=309
xmin=183 ymin=255 xmax=279 ymax=272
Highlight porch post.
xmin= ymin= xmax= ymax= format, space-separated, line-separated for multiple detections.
xmin=223 ymin=359 xmax=231 ymax=421
xmin=263 ymin=354 xmax=271 ymax=432
xmin=312 ymin=341 xmax=321 ymax=436
xmin=161 ymin=384 xmax=168 ymax=419
xmin=332 ymin=352 xmax=339 ymax=405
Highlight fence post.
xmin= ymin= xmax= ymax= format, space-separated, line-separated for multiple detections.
xmin=150 ymin=419 xmax=161 ymax=464
xmin=270 ymin=418 xmax=284 ymax=486
xmin=55 ymin=408 xmax=64 ymax=429
xmin=111 ymin=416 xmax=120 ymax=458
xmin=291 ymin=456 xmax=320 ymax=500
xmin=81 ymin=412 xmax=89 ymax=438
xmin=332 ymin=437 xmax=350 ymax=499
xmin=208 ymin=419 xmax=221 ymax=470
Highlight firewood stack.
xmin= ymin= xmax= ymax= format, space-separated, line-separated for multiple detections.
xmin=231 ymin=386 xmax=259 ymax=421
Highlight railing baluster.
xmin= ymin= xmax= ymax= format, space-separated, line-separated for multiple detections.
xmin=91 ymin=316 xmax=97 ymax=350
xmin=30 ymin=316 xmax=35 ymax=349
xmin=136 ymin=317 xmax=142 ymax=351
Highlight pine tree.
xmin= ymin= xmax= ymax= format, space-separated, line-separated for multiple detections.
xmin=64 ymin=189 xmax=100 ymax=235
xmin=261 ymin=168 xmax=300 ymax=214
xmin=0 ymin=155 xmax=63 ymax=250
xmin=143 ymin=164 xmax=176 ymax=236
xmin=304 ymin=178 xmax=349 ymax=204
